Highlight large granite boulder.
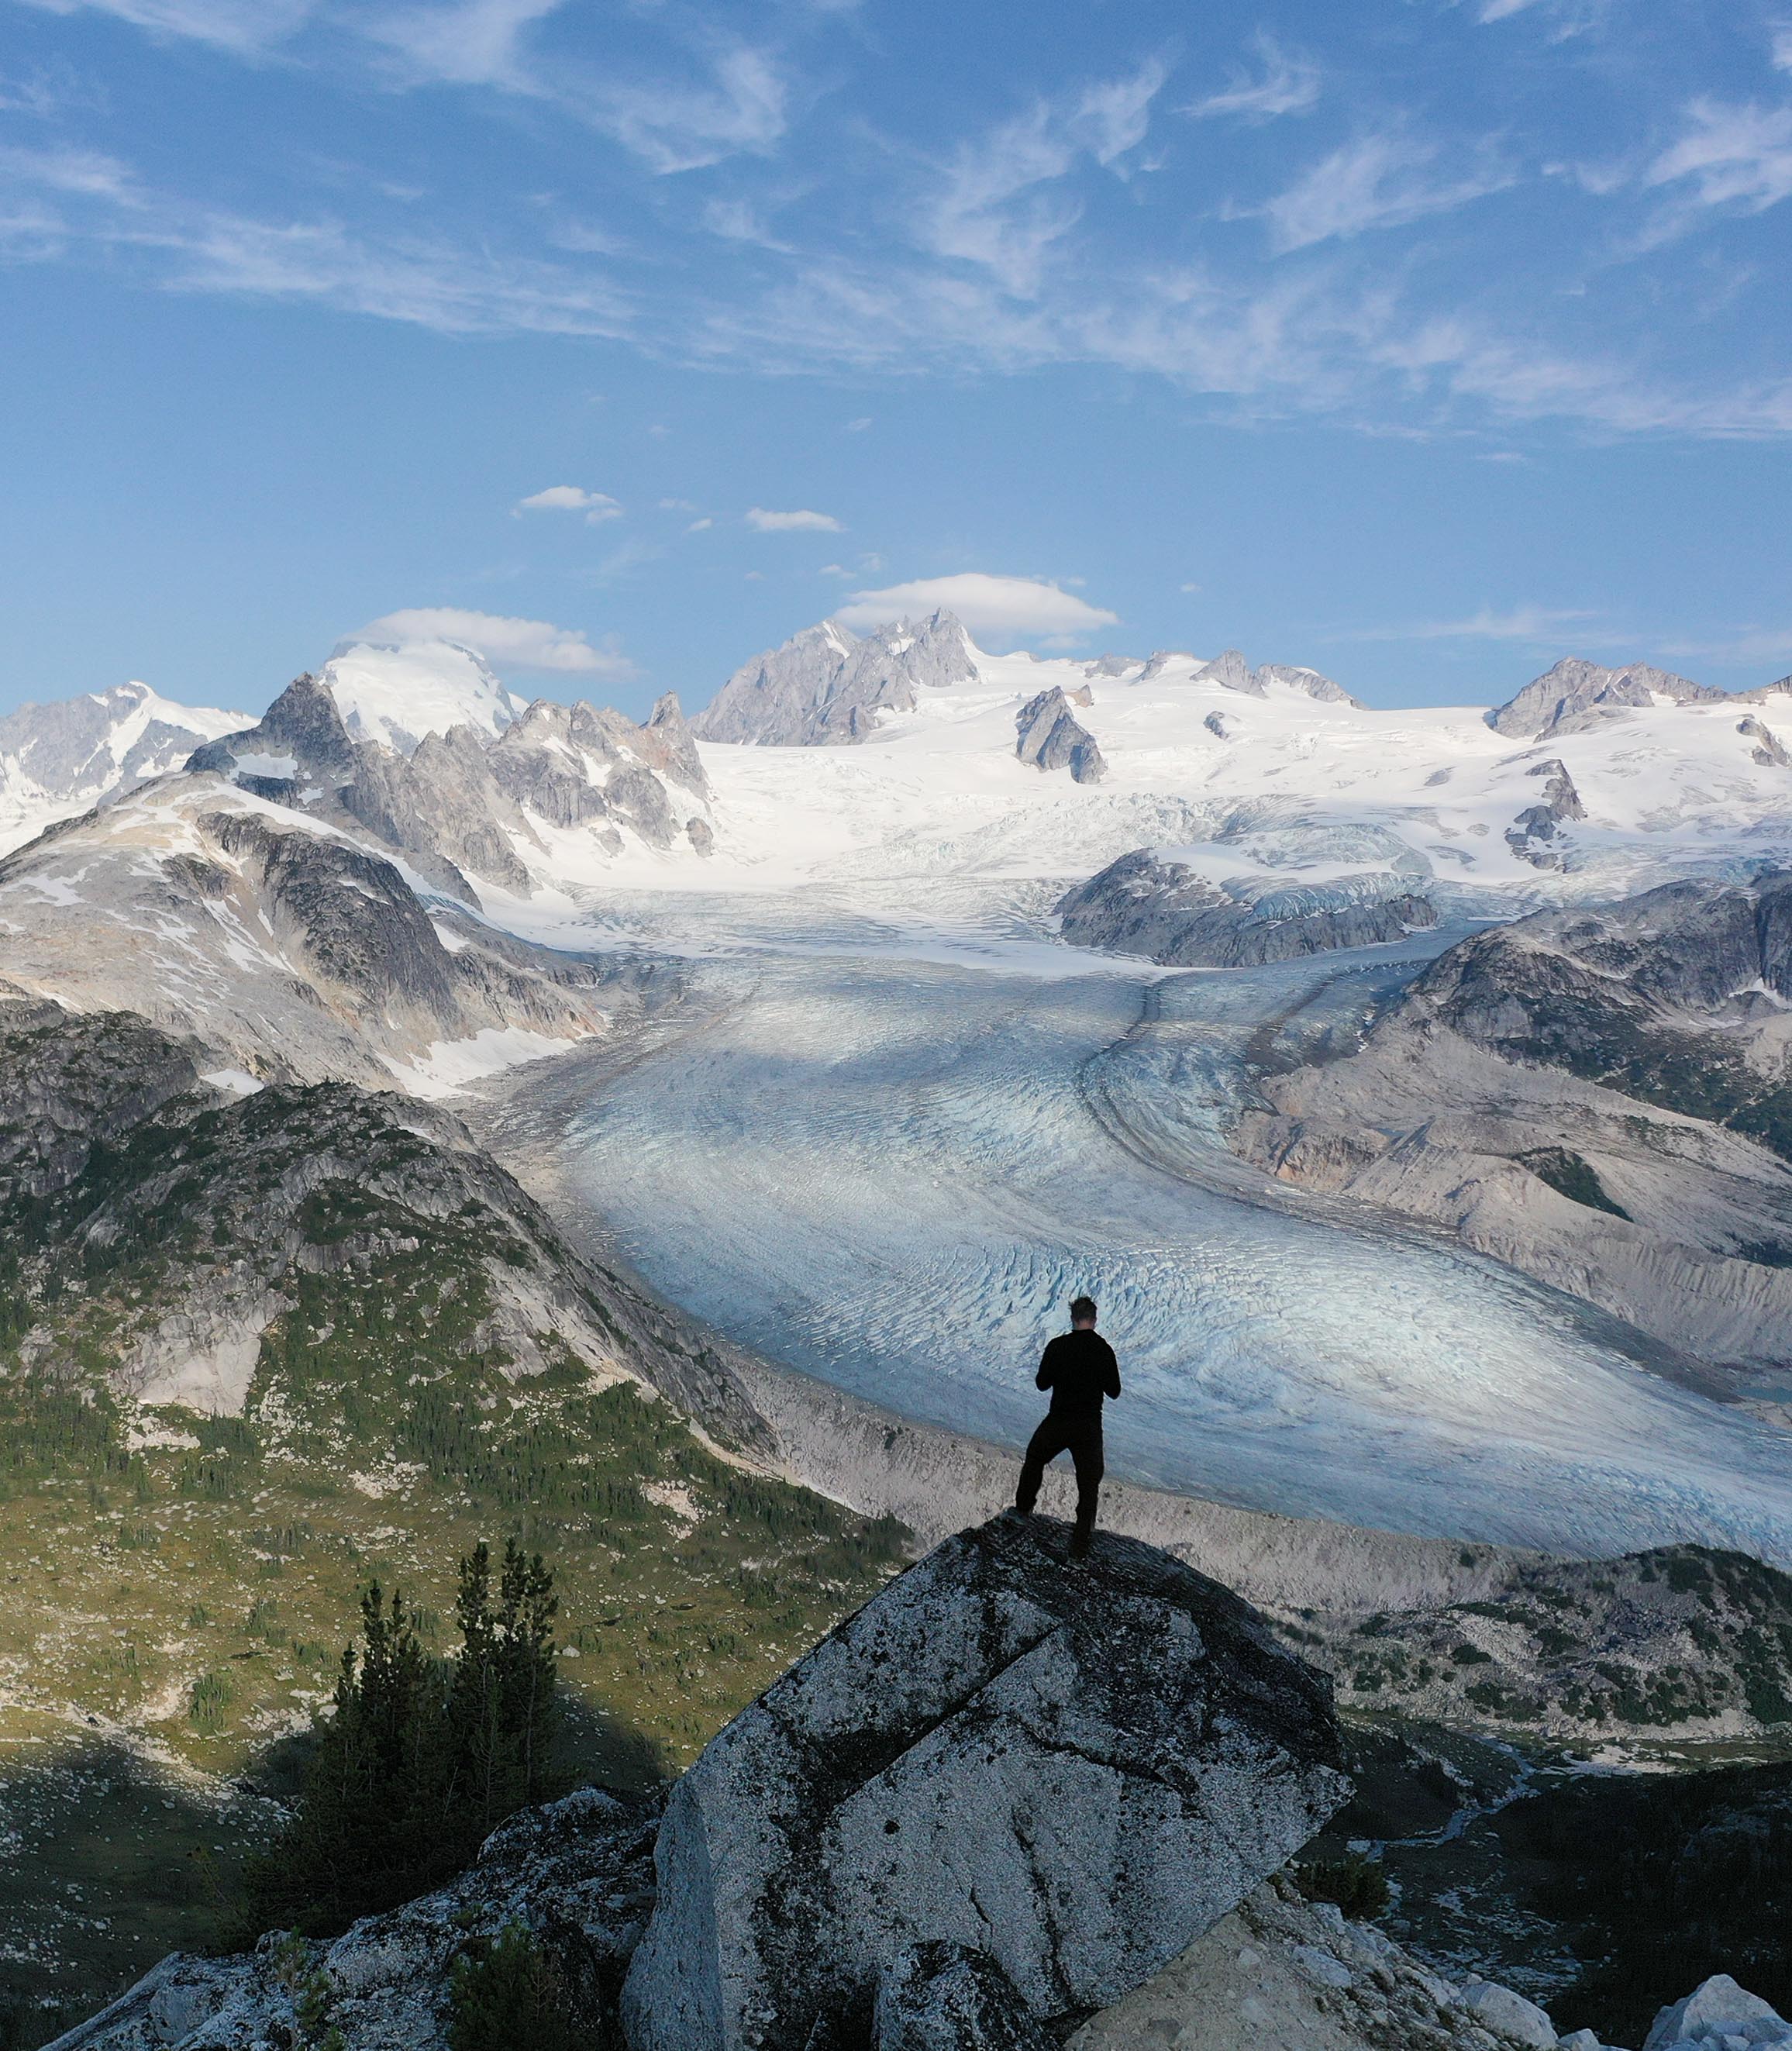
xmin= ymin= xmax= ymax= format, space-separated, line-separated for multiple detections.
xmin=621 ymin=1515 xmax=1349 ymax=2051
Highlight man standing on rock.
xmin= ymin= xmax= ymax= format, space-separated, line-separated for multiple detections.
xmin=1013 ymin=1295 xmax=1120 ymax=1558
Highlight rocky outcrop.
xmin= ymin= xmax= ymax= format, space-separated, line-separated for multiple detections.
xmin=1015 ymin=686 xmax=1108 ymax=784
xmin=1071 ymin=1875 xmax=1571 ymax=2051
xmin=40 ymin=1787 xmax=660 ymax=2051
xmin=1487 ymin=657 xmax=1723 ymax=740
xmin=1176 ymin=650 xmax=1363 ymax=706
xmin=1645 ymin=1976 xmax=1791 ymax=2049
xmin=875 ymin=1944 xmax=1051 ymax=2051
xmin=1739 ymin=715 xmax=1790 ymax=767
xmin=622 ymin=1515 xmax=1349 ymax=2051
xmin=0 ymin=992 xmax=765 ymax=1433
xmin=1056 ymin=850 xmax=1435 ymax=967
xmin=1504 ymin=758 xmax=1587 ymax=869
xmin=694 ymin=612 xmax=978 ymax=746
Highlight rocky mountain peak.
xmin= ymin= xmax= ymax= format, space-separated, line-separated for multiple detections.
xmin=0 ymin=678 xmax=246 ymax=857
xmin=693 ymin=608 xmax=979 ymax=746
xmin=1015 ymin=685 xmax=1107 ymax=784
xmin=1487 ymin=655 xmax=1725 ymax=740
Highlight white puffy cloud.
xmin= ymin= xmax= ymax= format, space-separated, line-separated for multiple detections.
xmin=746 ymin=505 xmax=843 ymax=531
xmin=834 ymin=573 xmax=1118 ymax=642
xmin=513 ymin=484 xmax=622 ymax=520
xmin=357 ymin=606 xmax=633 ymax=676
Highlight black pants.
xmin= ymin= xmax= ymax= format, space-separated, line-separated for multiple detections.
xmin=1015 ymin=1412 xmax=1104 ymax=1539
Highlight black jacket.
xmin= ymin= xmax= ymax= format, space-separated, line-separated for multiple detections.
xmin=1035 ymin=1329 xmax=1121 ymax=1420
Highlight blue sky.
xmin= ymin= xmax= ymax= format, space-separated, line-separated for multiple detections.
xmin=1 ymin=0 xmax=1788 ymax=720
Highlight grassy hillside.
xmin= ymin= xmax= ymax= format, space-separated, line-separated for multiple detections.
xmin=0 ymin=997 xmax=906 ymax=2044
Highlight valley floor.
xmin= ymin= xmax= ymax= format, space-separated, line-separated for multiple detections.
xmin=481 ymin=877 xmax=1792 ymax=1565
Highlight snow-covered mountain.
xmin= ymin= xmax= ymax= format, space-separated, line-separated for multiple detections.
xmin=692 ymin=609 xmax=978 ymax=745
xmin=321 ymin=633 xmax=524 ymax=753
xmin=0 ymin=680 xmax=244 ymax=855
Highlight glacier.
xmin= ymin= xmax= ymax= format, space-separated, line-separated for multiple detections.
xmin=516 ymin=891 xmax=1792 ymax=1565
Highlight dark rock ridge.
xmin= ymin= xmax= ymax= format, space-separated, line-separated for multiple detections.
xmin=622 ymin=1514 xmax=1349 ymax=2051
xmin=1486 ymin=656 xmax=1792 ymax=742
xmin=1015 ymin=685 xmax=1108 ymax=784
xmin=694 ymin=610 xmax=979 ymax=746
xmin=1056 ymin=850 xmax=1437 ymax=967
xmin=1505 ymin=758 xmax=1587 ymax=869
xmin=189 ymin=672 xmax=710 ymax=899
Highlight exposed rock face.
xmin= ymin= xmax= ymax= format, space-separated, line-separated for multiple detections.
xmin=1015 ymin=686 xmax=1108 ymax=784
xmin=41 ymin=1787 xmax=660 ymax=2051
xmin=0 ymin=681 xmax=246 ymax=856
xmin=694 ymin=612 xmax=978 ymax=746
xmin=1069 ymin=1875 xmax=1551 ymax=2051
xmin=1740 ymin=715 xmax=1791 ymax=767
xmin=1487 ymin=657 xmax=1724 ymax=740
xmin=874 ymin=1945 xmax=1051 ymax=2051
xmin=1056 ymin=850 xmax=1435 ymax=967
xmin=188 ymin=671 xmax=711 ymax=896
xmin=621 ymin=1515 xmax=1349 ymax=2051
xmin=1177 ymin=650 xmax=1363 ymax=707
xmin=1505 ymin=757 xmax=1587 ymax=868
xmin=0 ymin=789 xmax=619 ymax=1087
xmin=1645 ymin=1975 xmax=1790 ymax=2049
xmin=1229 ymin=872 xmax=1792 ymax=1371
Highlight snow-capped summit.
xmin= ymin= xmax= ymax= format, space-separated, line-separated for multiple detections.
xmin=0 ymin=678 xmax=245 ymax=856
xmin=321 ymin=635 xmax=524 ymax=756
xmin=693 ymin=608 xmax=978 ymax=746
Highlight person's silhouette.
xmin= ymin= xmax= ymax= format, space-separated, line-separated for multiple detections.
xmin=1012 ymin=1295 xmax=1120 ymax=1558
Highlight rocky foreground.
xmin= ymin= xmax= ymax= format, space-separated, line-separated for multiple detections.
xmin=43 ymin=1517 xmax=1784 ymax=2051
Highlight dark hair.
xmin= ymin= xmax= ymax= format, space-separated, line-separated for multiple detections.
xmin=1070 ymin=1296 xmax=1098 ymax=1325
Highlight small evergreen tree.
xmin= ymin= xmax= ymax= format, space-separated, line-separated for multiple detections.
xmin=448 ymin=1925 xmax=577 ymax=2051
xmin=240 ymin=1539 xmax=562 ymax=1939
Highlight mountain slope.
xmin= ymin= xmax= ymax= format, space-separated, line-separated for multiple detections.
xmin=692 ymin=609 xmax=978 ymax=745
xmin=1232 ymin=874 xmax=1792 ymax=1374
xmin=0 ymin=683 xmax=245 ymax=857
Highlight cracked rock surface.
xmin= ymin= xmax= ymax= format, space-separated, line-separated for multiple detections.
xmin=621 ymin=1514 xmax=1349 ymax=2051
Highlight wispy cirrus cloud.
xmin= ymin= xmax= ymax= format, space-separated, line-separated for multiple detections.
xmin=12 ymin=0 xmax=318 ymax=51
xmin=1340 ymin=603 xmax=1605 ymax=643
xmin=921 ymin=59 xmax=1167 ymax=295
xmin=1645 ymin=98 xmax=1792 ymax=220
xmin=364 ymin=0 xmax=567 ymax=90
xmin=1246 ymin=134 xmax=1514 ymax=253
xmin=1184 ymin=33 xmax=1319 ymax=122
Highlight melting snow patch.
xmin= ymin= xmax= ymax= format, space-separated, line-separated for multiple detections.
xmin=201 ymin=1067 xmax=264 ymax=1097
xmin=386 ymin=1025 xmax=584 ymax=1098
